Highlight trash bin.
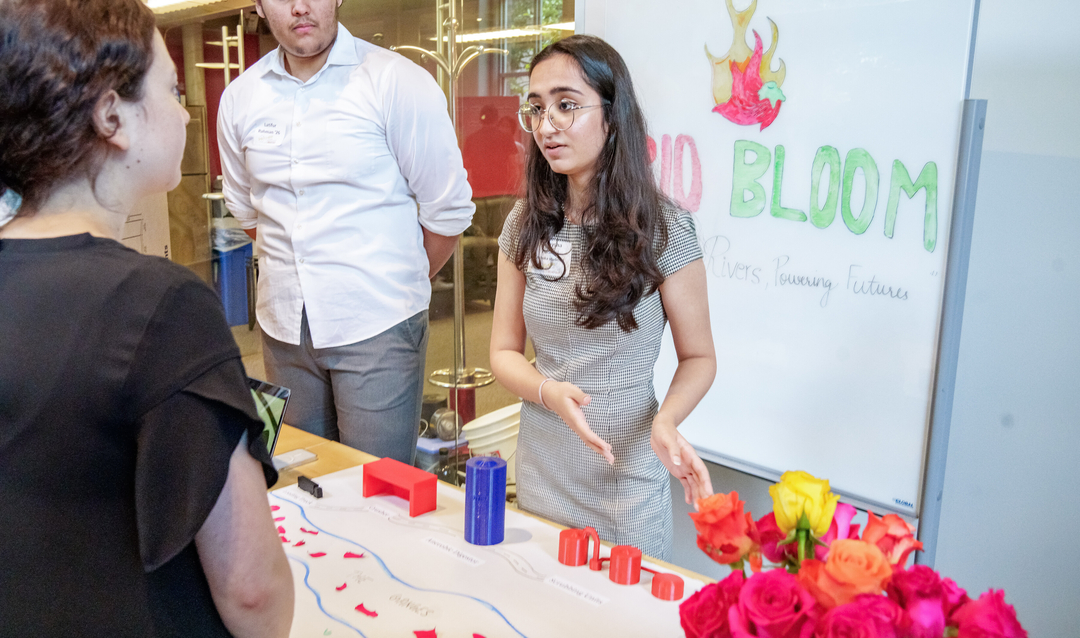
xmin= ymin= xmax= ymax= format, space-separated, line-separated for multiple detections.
xmin=212 ymin=228 xmax=252 ymax=327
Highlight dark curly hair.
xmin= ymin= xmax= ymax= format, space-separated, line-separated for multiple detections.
xmin=513 ymin=34 xmax=669 ymax=332
xmin=0 ymin=0 xmax=157 ymax=216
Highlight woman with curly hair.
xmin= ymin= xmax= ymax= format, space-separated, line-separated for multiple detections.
xmin=490 ymin=35 xmax=717 ymax=560
xmin=0 ymin=0 xmax=292 ymax=634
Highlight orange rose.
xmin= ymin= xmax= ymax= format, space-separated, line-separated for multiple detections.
xmin=797 ymin=539 xmax=892 ymax=608
xmin=690 ymin=492 xmax=758 ymax=566
xmin=862 ymin=511 xmax=923 ymax=567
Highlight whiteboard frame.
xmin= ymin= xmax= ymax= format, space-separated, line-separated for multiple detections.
xmin=575 ymin=0 xmax=982 ymax=527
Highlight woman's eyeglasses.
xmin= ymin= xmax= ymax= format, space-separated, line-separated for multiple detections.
xmin=518 ymin=99 xmax=605 ymax=133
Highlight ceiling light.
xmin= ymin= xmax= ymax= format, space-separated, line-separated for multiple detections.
xmin=144 ymin=0 xmax=221 ymax=13
xmin=432 ymin=22 xmax=576 ymax=43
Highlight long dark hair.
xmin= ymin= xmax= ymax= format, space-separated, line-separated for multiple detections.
xmin=514 ymin=34 xmax=668 ymax=332
xmin=0 ymin=0 xmax=157 ymax=216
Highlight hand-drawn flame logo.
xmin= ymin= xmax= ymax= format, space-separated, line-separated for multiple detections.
xmin=706 ymin=0 xmax=786 ymax=130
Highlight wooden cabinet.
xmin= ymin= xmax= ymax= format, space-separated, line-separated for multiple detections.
xmin=166 ymin=105 xmax=212 ymax=283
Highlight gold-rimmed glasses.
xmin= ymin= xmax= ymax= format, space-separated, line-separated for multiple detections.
xmin=518 ymin=98 xmax=605 ymax=133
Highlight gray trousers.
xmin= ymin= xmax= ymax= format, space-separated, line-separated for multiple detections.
xmin=261 ymin=309 xmax=428 ymax=465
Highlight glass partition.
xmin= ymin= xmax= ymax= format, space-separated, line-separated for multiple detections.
xmin=159 ymin=0 xmax=572 ymax=482
xmin=338 ymin=0 xmax=570 ymax=482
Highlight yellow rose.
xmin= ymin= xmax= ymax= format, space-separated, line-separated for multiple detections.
xmin=769 ymin=470 xmax=840 ymax=537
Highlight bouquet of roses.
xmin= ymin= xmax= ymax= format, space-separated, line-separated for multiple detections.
xmin=679 ymin=471 xmax=1026 ymax=638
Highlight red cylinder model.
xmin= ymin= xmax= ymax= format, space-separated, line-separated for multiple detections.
xmin=607 ymin=545 xmax=642 ymax=585
xmin=557 ymin=529 xmax=590 ymax=566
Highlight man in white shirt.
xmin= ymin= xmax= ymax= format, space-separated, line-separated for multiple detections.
xmin=218 ymin=0 xmax=474 ymax=463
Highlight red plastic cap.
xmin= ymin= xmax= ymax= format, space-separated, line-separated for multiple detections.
xmin=651 ymin=573 xmax=685 ymax=601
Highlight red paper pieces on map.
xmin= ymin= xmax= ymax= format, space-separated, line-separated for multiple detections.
xmin=414 ymin=631 xmax=437 ymax=638
xmin=274 ymin=516 xmax=285 ymax=522
xmin=280 ymin=536 xmax=290 ymax=543
xmin=300 ymin=527 xmax=319 ymax=535
xmin=276 ymin=526 xmax=286 ymax=534
xmin=473 ymin=634 xmax=487 ymax=638
xmin=336 ymin=583 xmax=347 ymax=591
xmin=355 ymin=603 xmax=378 ymax=617
xmin=293 ymin=540 xmax=306 ymax=547
xmin=309 ymin=552 xmax=327 ymax=558
xmin=270 ymin=505 xmax=280 ymax=511
xmin=343 ymin=552 xmax=364 ymax=559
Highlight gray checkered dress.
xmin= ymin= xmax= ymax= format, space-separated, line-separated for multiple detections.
xmin=498 ymin=201 xmax=703 ymax=560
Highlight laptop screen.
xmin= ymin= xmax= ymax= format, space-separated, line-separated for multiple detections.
xmin=248 ymin=377 xmax=291 ymax=457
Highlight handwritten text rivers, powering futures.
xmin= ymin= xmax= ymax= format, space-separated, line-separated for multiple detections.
xmin=702 ymin=236 xmax=910 ymax=307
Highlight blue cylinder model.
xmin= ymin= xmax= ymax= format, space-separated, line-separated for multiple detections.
xmin=464 ymin=456 xmax=506 ymax=545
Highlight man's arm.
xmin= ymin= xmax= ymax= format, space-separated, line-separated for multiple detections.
xmin=216 ymin=89 xmax=258 ymax=232
xmin=422 ymin=227 xmax=459 ymax=279
xmin=383 ymin=59 xmax=474 ymax=241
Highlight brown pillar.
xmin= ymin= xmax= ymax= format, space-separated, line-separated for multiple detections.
xmin=181 ymin=23 xmax=206 ymax=107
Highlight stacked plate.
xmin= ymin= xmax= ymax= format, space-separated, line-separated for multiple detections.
xmin=462 ymin=402 xmax=521 ymax=484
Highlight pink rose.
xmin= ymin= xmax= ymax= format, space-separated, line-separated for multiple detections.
xmin=729 ymin=569 xmax=819 ymax=638
xmin=756 ymin=513 xmax=797 ymax=565
xmin=814 ymin=595 xmax=905 ymax=638
xmin=886 ymin=566 xmax=948 ymax=638
xmin=680 ymin=570 xmax=745 ymax=638
xmin=952 ymin=590 xmax=1027 ymax=638
xmin=941 ymin=577 xmax=970 ymax=625
xmin=814 ymin=503 xmax=861 ymax=561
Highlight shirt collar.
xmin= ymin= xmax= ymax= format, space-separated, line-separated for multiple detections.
xmin=264 ymin=23 xmax=359 ymax=81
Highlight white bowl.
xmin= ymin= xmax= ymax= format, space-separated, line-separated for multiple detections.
xmin=465 ymin=420 xmax=519 ymax=448
xmin=462 ymin=402 xmax=522 ymax=438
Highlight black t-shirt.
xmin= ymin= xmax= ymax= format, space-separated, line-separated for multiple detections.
xmin=0 ymin=234 xmax=277 ymax=637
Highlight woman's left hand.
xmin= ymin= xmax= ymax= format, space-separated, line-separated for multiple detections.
xmin=650 ymin=415 xmax=713 ymax=508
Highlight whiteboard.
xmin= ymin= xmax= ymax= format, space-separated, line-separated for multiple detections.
xmin=581 ymin=0 xmax=977 ymax=515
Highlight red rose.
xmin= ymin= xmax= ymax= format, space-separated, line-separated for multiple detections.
xmin=756 ymin=513 xmax=797 ymax=565
xmin=814 ymin=595 xmax=904 ymax=638
xmin=886 ymin=566 xmax=947 ymax=638
xmin=729 ymin=569 xmax=819 ymax=638
xmin=692 ymin=492 xmax=759 ymax=566
xmin=680 ymin=570 xmax=745 ymax=638
xmin=952 ymin=590 xmax=1027 ymax=638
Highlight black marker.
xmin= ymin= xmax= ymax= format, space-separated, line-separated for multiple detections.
xmin=298 ymin=475 xmax=323 ymax=499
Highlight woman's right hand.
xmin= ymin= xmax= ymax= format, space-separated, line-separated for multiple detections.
xmin=542 ymin=381 xmax=614 ymax=464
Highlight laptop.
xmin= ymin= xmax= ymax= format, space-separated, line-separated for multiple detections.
xmin=248 ymin=377 xmax=291 ymax=458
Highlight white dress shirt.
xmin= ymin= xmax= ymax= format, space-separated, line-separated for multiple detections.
xmin=218 ymin=24 xmax=474 ymax=348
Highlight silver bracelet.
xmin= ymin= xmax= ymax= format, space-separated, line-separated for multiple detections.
xmin=538 ymin=377 xmax=554 ymax=410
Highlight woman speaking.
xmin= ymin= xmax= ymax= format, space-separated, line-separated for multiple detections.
xmin=490 ymin=35 xmax=717 ymax=560
xmin=0 ymin=1 xmax=293 ymax=635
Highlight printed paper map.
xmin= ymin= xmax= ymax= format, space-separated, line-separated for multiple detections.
xmin=269 ymin=465 xmax=704 ymax=637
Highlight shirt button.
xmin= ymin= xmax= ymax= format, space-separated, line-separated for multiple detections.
xmin=299 ymin=257 xmax=305 ymax=263
xmin=293 ymin=159 xmax=299 ymax=164
xmin=298 ymin=189 xmax=305 ymax=195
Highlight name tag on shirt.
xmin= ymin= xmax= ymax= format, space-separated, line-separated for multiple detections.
xmin=530 ymin=239 xmax=572 ymax=279
xmin=253 ymin=121 xmax=285 ymax=147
